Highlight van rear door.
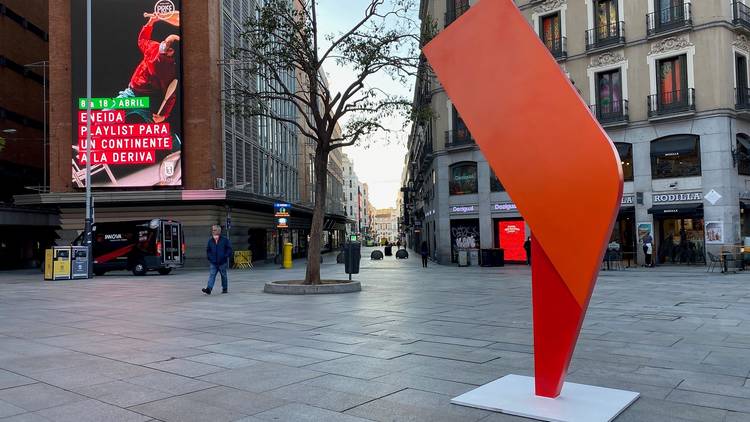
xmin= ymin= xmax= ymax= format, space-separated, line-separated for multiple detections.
xmin=161 ymin=222 xmax=182 ymax=265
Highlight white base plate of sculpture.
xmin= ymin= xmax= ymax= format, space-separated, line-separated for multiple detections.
xmin=451 ymin=374 xmax=639 ymax=422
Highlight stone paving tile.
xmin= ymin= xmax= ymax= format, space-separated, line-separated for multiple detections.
xmin=124 ymin=372 xmax=216 ymax=395
xmin=131 ymin=395 xmax=248 ymax=422
xmin=297 ymin=374 xmax=404 ymax=399
xmin=198 ymin=363 xmax=323 ymax=393
xmin=373 ymin=372 xmax=478 ymax=396
xmin=264 ymin=382 xmax=373 ymax=413
xmin=0 ymin=412 xmax=54 ymax=422
xmin=0 ymin=383 xmax=87 ymax=412
xmin=667 ymin=389 xmax=750 ymax=413
xmin=71 ymin=380 xmax=177 ymax=408
xmin=253 ymin=402 xmax=373 ymax=422
xmin=145 ymin=358 xmax=225 ymax=377
xmin=179 ymin=386 xmax=287 ymax=416
xmin=184 ymin=352 xmax=258 ymax=369
xmin=0 ymin=400 xmax=26 ymax=418
xmin=0 ymin=370 xmax=35 ymax=390
xmin=35 ymin=399 xmax=149 ymax=422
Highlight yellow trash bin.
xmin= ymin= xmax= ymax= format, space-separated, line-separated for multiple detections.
xmin=283 ymin=243 xmax=293 ymax=269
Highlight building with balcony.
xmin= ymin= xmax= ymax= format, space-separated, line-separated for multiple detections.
xmin=404 ymin=0 xmax=750 ymax=266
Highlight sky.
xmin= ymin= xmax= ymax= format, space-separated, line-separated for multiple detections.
xmin=316 ymin=0 xmax=415 ymax=209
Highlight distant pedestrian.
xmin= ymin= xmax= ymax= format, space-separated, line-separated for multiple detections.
xmin=396 ymin=239 xmax=402 ymax=250
xmin=203 ymin=225 xmax=232 ymax=295
xmin=642 ymin=232 xmax=654 ymax=268
xmin=523 ymin=236 xmax=532 ymax=266
xmin=420 ymin=241 xmax=429 ymax=268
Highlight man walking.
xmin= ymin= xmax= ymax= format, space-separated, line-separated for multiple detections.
xmin=420 ymin=241 xmax=429 ymax=268
xmin=203 ymin=225 xmax=232 ymax=295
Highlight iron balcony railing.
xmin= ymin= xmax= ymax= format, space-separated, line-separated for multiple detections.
xmin=445 ymin=129 xmax=475 ymax=149
xmin=590 ymin=99 xmax=629 ymax=125
xmin=736 ymin=87 xmax=750 ymax=110
xmin=585 ymin=21 xmax=625 ymax=51
xmin=647 ymin=3 xmax=692 ymax=37
xmin=647 ymin=88 xmax=695 ymax=118
xmin=444 ymin=2 xmax=470 ymax=27
xmin=733 ymin=1 xmax=750 ymax=30
xmin=544 ymin=36 xmax=567 ymax=60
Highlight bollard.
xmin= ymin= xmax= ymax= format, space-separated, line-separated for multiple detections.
xmin=283 ymin=242 xmax=293 ymax=269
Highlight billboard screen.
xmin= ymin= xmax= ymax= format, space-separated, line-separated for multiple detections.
xmin=498 ymin=220 xmax=526 ymax=262
xmin=71 ymin=0 xmax=182 ymax=188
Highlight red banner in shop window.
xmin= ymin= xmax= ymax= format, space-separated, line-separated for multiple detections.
xmin=499 ymin=220 xmax=526 ymax=262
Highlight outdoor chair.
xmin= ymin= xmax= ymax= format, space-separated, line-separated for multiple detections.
xmin=707 ymin=252 xmax=721 ymax=273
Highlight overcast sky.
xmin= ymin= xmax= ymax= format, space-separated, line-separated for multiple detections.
xmin=316 ymin=0 xmax=415 ymax=209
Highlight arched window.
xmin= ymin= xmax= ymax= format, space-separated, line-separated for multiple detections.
xmin=737 ymin=134 xmax=750 ymax=176
xmin=449 ymin=162 xmax=478 ymax=195
xmin=490 ymin=169 xmax=505 ymax=192
xmin=650 ymin=135 xmax=701 ymax=179
xmin=614 ymin=142 xmax=633 ymax=181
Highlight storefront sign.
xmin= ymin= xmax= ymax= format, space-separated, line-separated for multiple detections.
xmin=652 ymin=192 xmax=702 ymax=203
xmin=705 ymin=221 xmax=723 ymax=244
xmin=621 ymin=195 xmax=634 ymax=206
xmin=450 ymin=205 xmax=478 ymax=214
xmin=491 ymin=202 xmax=518 ymax=212
xmin=274 ymin=203 xmax=291 ymax=218
xmin=276 ymin=217 xmax=289 ymax=229
xmin=71 ymin=0 xmax=184 ymax=188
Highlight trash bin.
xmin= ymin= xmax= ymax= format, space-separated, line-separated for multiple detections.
xmin=468 ymin=249 xmax=479 ymax=266
xmin=384 ymin=245 xmax=393 ymax=256
xmin=344 ymin=242 xmax=361 ymax=275
xmin=457 ymin=249 xmax=469 ymax=267
xmin=45 ymin=246 xmax=72 ymax=280
xmin=71 ymin=246 xmax=90 ymax=279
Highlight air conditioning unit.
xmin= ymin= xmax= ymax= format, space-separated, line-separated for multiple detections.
xmin=215 ymin=178 xmax=226 ymax=189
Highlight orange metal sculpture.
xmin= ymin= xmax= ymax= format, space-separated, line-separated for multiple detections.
xmin=423 ymin=0 xmax=623 ymax=398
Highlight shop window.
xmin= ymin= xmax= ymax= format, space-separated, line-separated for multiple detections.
xmin=449 ymin=162 xmax=478 ymax=195
xmin=738 ymin=134 xmax=750 ymax=176
xmin=614 ymin=142 xmax=633 ymax=181
xmin=650 ymin=135 xmax=701 ymax=179
xmin=490 ymin=170 xmax=505 ymax=192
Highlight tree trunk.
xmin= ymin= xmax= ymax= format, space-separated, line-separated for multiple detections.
xmin=305 ymin=146 xmax=329 ymax=285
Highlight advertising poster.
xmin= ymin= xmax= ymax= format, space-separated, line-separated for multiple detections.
xmin=499 ymin=220 xmax=526 ymax=262
xmin=637 ymin=223 xmax=653 ymax=242
xmin=705 ymin=221 xmax=723 ymax=244
xmin=71 ymin=0 xmax=183 ymax=188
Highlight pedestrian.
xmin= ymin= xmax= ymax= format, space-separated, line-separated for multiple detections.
xmin=642 ymin=232 xmax=654 ymax=268
xmin=523 ymin=236 xmax=532 ymax=266
xmin=202 ymin=225 xmax=233 ymax=295
xmin=420 ymin=241 xmax=429 ymax=268
xmin=396 ymin=239 xmax=402 ymax=250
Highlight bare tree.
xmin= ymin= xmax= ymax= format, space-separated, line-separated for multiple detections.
xmin=225 ymin=0 xmax=430 ymax=284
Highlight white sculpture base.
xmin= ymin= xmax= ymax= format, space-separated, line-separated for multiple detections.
xmin=451 ymin=374 xmax=639 ymax=422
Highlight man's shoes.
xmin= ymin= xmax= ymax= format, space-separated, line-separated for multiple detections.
xmin=221 ymin=289 xmax=228 ymax=294
xmin=202 ymin=288 xmax=211 ymax=295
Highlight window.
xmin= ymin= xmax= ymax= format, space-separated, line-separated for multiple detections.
xmin=737 ymin=54 xmax=749 ymax=107
xmin=658 ymin=0 xmax=684 ymax=26
xmin=738 ymin=134 xmax=750 ymax=176
xmin=650 ymin=135 xmax=701 ymax=179
xmin=657 ymin=55 xmax=687 ymax=110
xmin=596 ymin=69 xmax=623 ymax=119
xmin=490 ymin=170 xmax=505 ymax=192
xmin=449 ymin=162 xmax=478 ymax=195
xmin=449 ymin=105 xmax=472 ymax=145
xmin=614 ymin=142 xmax=633 ymax=181
xmin=541 ymin=12 xmax=561 ymax=51
xmin=596 ymin=0 xmax=619 ymax=41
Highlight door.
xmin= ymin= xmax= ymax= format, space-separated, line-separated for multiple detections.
xmin=596 ymin=69 xmax=623 ymax=120
xmin=596 ymin=0 xmax=619 ymax=41
xmin=541 ymin=13 xmax=561 ymax=53
xmin=657 ymin=55 xmax=687 ymax=111
xmin=737 ymin=54 xmax=748 ymax=106
xmin=161 ymin=222 xmax=182 ymax=264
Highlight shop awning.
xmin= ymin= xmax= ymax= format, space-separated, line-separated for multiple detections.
xmin=647 ymin=203 xmax=703 ymax=216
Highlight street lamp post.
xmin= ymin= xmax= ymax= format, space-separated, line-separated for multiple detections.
xmin=84 ymin=0 xmax=94 ymax=278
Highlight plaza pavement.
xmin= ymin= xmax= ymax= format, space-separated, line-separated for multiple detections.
xmin=0 ymin=247 xmax=749 ymax=421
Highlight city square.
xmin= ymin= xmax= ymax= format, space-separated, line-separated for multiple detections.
xmin=0 ymin=251 xmax=749 ymax=421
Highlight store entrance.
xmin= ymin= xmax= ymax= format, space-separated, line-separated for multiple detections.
xmin=610 ymin=210 xmax=636 ymax=265
xmin=657 ymin=216 xmax=705 ymax=264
